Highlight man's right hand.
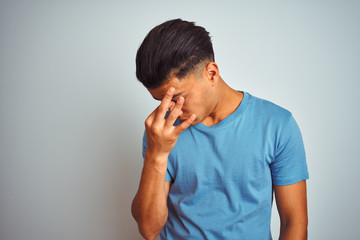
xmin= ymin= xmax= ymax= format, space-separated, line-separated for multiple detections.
xmin=144 ymin=87 xmax=196 ymax=160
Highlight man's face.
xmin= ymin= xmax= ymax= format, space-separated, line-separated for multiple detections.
xmin=148 ymin=70 xmax=216 ymax=125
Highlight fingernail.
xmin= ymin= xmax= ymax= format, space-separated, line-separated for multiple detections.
xmin=168 ymin=87 xmax=175 ymax=93
xmin=178 ymin=97 xmax=184 ymax=103
xmin=190 ymin=114 xmax=196 ymax=120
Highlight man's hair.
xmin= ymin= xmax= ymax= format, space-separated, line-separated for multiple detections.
xmin=136 ymin=18 xmax=215 ymax=89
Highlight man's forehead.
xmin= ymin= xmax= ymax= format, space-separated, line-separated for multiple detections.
xmin=149 ymin=88 xmax=168 ymax=101
xmin=148 ymin=78 xmax=187 ymax=100
xmin=148 ymin=87 xmax=182 ymax=101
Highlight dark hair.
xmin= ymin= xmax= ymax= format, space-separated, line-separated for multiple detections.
xmin=136 ymin=18 xmax=214 ymax=89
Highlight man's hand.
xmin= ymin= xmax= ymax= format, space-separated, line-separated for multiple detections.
xmin=145 ymin=87 xmax=196 ymax=159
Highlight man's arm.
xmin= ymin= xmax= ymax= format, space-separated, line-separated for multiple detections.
xmin=131 ymin=178 xmax=171 ymax=240
xmin=274 ymin=180 xmax=308 ymax=240
xmin=131 ymin=87 xmax=196 ymax=240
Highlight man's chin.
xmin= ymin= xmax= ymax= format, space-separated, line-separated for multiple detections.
xmin=190 ymin=119 xmax=200 ymax=126
xmin=178 ymin=115 xmax=200 ymax=125
xmin=178 ymin=118 xmax=198 ymax=125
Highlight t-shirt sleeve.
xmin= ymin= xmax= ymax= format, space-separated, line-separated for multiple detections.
xmin=142 ymin=130 xmax=173 ymax=182
xmin=270 ymin=113 xmax=309 ymax=186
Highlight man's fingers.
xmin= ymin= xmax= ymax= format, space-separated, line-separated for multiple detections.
xmin=154 ymin=87 xmax=175 ymax=122
xmin=145 ymin=105 xmax=159 ymax=128
xmin=165 ymin=97 xmax=184 ymax=128
xmin=174 ymin=114 xmax=196 ymax=135
xmin=169 ymin=101 xmax=176 ymax=112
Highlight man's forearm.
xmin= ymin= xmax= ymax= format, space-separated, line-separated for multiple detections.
xmin=279 ymin=222 xmax=307 ymax=240
xmin=131 ymin=154 xmax=169 ymax=240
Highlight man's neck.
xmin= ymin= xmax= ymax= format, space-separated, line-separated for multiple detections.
xmin=201 ymin=79 xmax=244 ymax=126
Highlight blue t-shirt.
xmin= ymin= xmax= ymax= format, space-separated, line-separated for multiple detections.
xmin=142 ymin=91 xmax=309 ymax=240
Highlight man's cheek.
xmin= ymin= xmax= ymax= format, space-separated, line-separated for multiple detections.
xmin=182 ymin=102 xmax=195 ymax=115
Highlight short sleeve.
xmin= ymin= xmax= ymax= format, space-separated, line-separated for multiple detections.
xmin=142 ymin=130 xmax=173 ymax=182
xmin=270 ymin=114 xmax=309 ymax=185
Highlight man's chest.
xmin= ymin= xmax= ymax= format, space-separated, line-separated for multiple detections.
xmin=168 ymin=125 xmax=276 ymax=194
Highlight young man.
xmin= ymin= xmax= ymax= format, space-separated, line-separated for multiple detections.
xmin=131 ymin=19 xmax=309 ymax=240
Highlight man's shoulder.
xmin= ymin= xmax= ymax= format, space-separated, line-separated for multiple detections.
xmin=247 ymin=92 xmax=292 ymax=121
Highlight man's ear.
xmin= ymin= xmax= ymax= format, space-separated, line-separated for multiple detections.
xmin=205 ymin=62 xmax=220 ymax=86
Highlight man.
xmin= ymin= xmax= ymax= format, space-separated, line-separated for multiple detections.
xmin=131 ymin=18 xmax=309 ymax=240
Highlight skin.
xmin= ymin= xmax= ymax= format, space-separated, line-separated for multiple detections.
xmin=131 ymin=61 xmax=308 ymax=240
xmin=275 ymin=180 xmax=308 ymax=240
xmin=147 ymin=62 xmax=244 ymax=127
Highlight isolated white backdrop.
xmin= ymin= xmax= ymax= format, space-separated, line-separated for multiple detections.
xmin=1 ymin=1 xmax=359 ymax=239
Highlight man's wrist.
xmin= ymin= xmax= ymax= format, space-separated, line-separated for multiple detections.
xmin=144 ymin=150 xmax=169 ymax=173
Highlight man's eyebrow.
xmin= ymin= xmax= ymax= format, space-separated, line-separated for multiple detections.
xmin=152 ymin=93 xmax=182 ymax=101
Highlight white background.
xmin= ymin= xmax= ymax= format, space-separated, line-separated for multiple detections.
xmin=1 ymin=0 xmax=359 ymax=239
